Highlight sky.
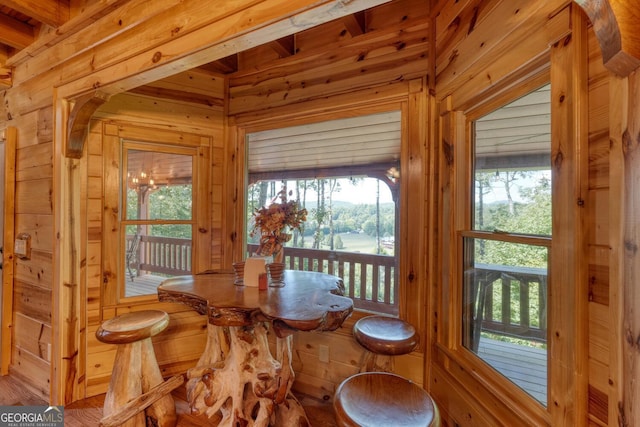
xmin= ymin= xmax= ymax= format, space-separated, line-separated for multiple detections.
xmin=253 ymin=177 xmax=395 ymax=207
xmin=331 ymin=178 xmax=393 ymax=204
xmin=476 ymin=170 xmax=551 ymax=204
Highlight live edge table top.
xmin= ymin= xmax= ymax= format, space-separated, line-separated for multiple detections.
xmin=157 ymin=270 xmax=354 ymax=337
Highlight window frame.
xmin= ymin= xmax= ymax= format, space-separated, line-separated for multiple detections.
xmin=463 ymin=80 xmax=553 ymax=397
xmin=437 ymin=33 xmax=589 ymax=421
xmin=100 ymin=123 xmax=211 ymax=308
xmin=461 ymin=85 xmax=554 ymax=392
xmin=243 ymin=110 xmax=403 ymax=315
xmin=233 ymin=90 xmax=428 ymax=360
xmin=437 ymin=71 xmax=556 ymax=422
xmin=119 ymin=140 xmax=198 ymax=300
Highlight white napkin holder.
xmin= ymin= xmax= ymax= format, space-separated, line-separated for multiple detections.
xmin=244 ymin=255 xmax=273 ymax=287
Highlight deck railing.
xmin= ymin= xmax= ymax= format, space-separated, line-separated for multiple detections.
xmin=465 ymin=263 xmax=548 ymax=351
xmin=127 ymin=235 xmax=192 ymax=278
xmin=126 ymin=236 xmax=546 ymax=332
xmin=128 ymin=235 xmax=398 ymax=315
xmin=248 ymin=244 xmax=398 ymax=315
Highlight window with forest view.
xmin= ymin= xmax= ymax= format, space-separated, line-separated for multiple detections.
xmin=462 ymin=84 xmax=551 ymax=406
xmin=122 ymin=143 xmax=196 ymax=297
xmin=246 ymin=111 xmax=401 ymax=314
xmin=247 ymin=177 xmax=398 ymax=314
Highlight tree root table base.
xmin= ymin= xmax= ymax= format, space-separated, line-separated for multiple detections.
xmin=186 ymin=323 xmax=308 ymax=427
xmin=157 ymin=270 xmax=354 ymax=427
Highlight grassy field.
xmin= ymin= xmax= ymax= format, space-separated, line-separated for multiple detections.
xmin=328 ymin=232 xmax=390 ymax=254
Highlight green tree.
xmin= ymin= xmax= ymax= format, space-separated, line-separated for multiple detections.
xmin=475 ymin=173 xmax=551 ymax=268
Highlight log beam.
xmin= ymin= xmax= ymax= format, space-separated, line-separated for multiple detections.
xmin=55 ymin=0 xmax=393 ymax=101
xmin=574 ymin=0 xmax=640 ymax=76
xmin=0 ymin=0 xmax=69 ymax=28
xmin=0 ymin=46 xmax=11 ymax=90
xmin=0 ymin=12 xmax=34 ymax=50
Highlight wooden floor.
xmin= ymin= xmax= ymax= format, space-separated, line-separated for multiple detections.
xmin=0 ymin=374 xmax=338 ymax=426
xmin=477 ymin=336 xmax=547 ymax=405
xmin=1 ymin=339 xmax=546 ymax=424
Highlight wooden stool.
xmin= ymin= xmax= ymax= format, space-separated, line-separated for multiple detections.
xmin=334 ymin=372 xmax=440 ymax=427
xmin=96 ymin=310 xmax=182 ymax=427
xmin=353 ymin=315 xmax=419 ymax=372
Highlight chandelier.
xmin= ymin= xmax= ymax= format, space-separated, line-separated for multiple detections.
xmin=128 ymin=171 xmax=159 ymax=193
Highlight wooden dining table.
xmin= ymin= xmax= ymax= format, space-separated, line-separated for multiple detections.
xmin=157 ymin=269 xmax=354 ymax=427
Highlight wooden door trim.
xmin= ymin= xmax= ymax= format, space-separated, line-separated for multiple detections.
xmin=1 ymin=127 xmax=16 ymax=375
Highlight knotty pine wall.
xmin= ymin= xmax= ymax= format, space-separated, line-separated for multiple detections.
xmin=586 ymin=29 xmax=613 ymax=427
xmin=9 ymin=105 xmax=55 ymax=399
xmin=0 ymin=0 xmax=630 ymax=424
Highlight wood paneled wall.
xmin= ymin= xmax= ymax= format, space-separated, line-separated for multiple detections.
xmin=9 ymin=105 xmax=55 ymax=399
xmin=586 ymin=29 xmax=613 ymax=427
xmin=0 ymin=0 xmax=634 ymax=425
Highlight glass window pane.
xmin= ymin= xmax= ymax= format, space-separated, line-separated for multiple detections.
xmin=246 ymin=177 xmax=398 ymax=315
xmin=124 ymin=224 xmax=192 ymax=297
xmin=125 ymin=149 xmax=193 ymax=220
xmin=119 ymin=143 xmax=195 ymax=301
xmin=463 ymin=237 xmax=548 ymax=406
xmin=467 ymin=84 xmax=551 ymax=405
xmin=473 ymin=84 xmax=551 ymax=236
xmin=247 ymin=178 xmax=394 ymax=255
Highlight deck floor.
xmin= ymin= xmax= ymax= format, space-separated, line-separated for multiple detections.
xmin=477 ymin=336 xmax=547 ymax=405
xmin=125 ymin=273 xmax=166 ymax=297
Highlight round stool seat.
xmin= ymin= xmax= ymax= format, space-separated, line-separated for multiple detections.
xmin=353 ymin=315 xmax=418 ymax=356
xmin=334 ymin=372 xmax=439 ymax=427
xmin=96 ymin=310 xmax=169 ymax=344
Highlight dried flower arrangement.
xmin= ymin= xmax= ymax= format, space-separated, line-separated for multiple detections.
xmin=250 ymin=189 xmax=308 ymax=258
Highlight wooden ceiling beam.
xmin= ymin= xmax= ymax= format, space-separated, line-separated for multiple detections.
xmin=128 ymin=85 xmax=223 ymax=107
xmin=202 ymin=55 xmax=238 ymax=74
xmin=0 ymin=13 xmax=34 ymax=50
xmin=0 ymin=45 xmax=11 ymax=90
xmin=341 ymin=11 xmax=365 ymax=36
xmin=268 ymin=35 xmax=295 ymax=57
xmin=1 ymin=0 xmax=70 ymax=28
xmin=56 ymin=0 xmax=394 ymax=100
xmin=574 ymin=0 xmax=640 ymax=76
xmin=0 ymin=67 xmax=11 ymax=90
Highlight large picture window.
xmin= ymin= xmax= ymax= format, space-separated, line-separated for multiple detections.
xmin=245 ymin=111 xmax=401 ymax=314
xmin=462 ymin=84 xmax=551 ymax=406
